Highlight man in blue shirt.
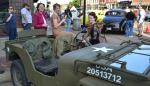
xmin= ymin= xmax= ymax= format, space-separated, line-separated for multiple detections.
xmin=125 ymin=7 xmax=136 ymax=37
xmin=5 ymin=6 xmax=17 ymax=40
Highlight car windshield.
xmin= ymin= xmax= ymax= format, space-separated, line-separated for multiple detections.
xmin=105 ymin=11 xmax=125 ymax=17
xmin=111 ymin=45 xmax=150 ymax=74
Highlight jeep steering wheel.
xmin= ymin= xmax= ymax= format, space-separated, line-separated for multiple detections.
xmin=73 ymin=31 xmax=91 ymax=49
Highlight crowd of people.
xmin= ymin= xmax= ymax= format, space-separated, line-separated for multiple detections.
xmin=3 ymin=3 xmax=149 ymax=58
xmin=5 ymin=3 xmax=77 ymax=40
xmin=125 ymin=5 xmax=147 ymax=37
xmin=4 ymin=2 xmax=105 ymax=58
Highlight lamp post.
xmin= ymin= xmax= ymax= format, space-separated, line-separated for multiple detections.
xmin=83 ymin=0 xmax=86 ymax=26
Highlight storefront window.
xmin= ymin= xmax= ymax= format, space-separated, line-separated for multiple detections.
xmin=0 ymin=0 xmax=9 ymax=12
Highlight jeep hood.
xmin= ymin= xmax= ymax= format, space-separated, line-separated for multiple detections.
xmin=62 ymin=43 xmax=115 ymax=60
xmin=61 ymin=43 xmax=136 ymax=63
xmin=62 ymin=43 xmax=150 ymax=86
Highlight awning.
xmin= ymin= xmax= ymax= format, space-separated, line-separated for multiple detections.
xmin=131 ymin=3 xmax=138 ymax=5
xmin=117 ymin=0 xmax=131 ymax=2
xmin=131 ymin=2 xmax=150 ymax=6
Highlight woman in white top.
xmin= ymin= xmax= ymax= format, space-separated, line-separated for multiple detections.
xmin=137 ymin=6 xmax=146 ymax=37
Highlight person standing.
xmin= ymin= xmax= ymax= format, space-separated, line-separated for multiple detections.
xmin=45 ymin=4 xmax=51 ymax=21
xmin=51 ymin=3 xmax=74 ymax=58
xmin=5 ymin=6 xmax=17 ymax=40
xmin=125 ymin=8 xmax=136 ymax=37
xmin=137 ymin=6 xmax=146 ymax=37
xmin=33 ymin=3 xmax=47 ymax=31
xmin=21 ymin=3 xmax=32 ymax=30
xmin=64 ymin=5 xmax=72 ymax=32
xmin=45 ymin=4 xmax=51 ymax=30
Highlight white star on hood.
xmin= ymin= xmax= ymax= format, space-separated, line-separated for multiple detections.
xmin=92 ymin=47 xmax=113 ymax=53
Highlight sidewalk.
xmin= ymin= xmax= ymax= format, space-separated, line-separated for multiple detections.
xmin=134 ymin=21 xmax=150 ymax=37
xmin=134 ymin=29 xmax=150 ymax=37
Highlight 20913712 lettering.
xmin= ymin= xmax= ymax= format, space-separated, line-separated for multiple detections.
xmin=86 ymin=65 xmax=122 ymax=84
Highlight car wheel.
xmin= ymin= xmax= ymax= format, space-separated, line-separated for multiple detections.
xmin=120 ymin=20 xmax=126 ymax=34
xmin=11 ymin=60 xmax=29 ymax=86
xmin=122 ymin=24 xmax=126 ymax=34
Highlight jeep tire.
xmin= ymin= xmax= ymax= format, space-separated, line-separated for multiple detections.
xmin=11 ymin=60 xmax=29 ymax=86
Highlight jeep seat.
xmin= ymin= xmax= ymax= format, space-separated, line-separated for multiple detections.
xmin=23 ymin=37 xmax=58 ymax=76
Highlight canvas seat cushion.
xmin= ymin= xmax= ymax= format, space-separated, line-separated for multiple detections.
xmin=23 ymin=37 xmax=52 ymax=61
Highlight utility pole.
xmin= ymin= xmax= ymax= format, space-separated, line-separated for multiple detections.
xmin=83 ymin=0 xmax=86 ymax=26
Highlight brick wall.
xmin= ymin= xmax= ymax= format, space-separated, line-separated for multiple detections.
xmin=132 ymin=0 xmax=150 ymax=5
xmin=9 ymin=0 xmax=33 ymax=28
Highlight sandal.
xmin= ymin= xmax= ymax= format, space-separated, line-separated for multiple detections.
xmin=138 ymin=35 xmax=143 ymax=37
xmin=136 ymin=34 xmax=140 ymax=36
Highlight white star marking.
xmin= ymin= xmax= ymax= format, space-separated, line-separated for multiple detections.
xmin=92 ymin=47 xmax=113 ymax=53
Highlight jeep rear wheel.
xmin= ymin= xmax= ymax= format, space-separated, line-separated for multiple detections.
xmin=11 ymin=60 xmax=28 ymax=86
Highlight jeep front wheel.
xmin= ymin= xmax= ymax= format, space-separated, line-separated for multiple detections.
xmin=11 ymin=60 xmax=28 ymax=86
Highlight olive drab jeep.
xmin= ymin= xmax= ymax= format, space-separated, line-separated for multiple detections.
xmin=5 ymin=30 xmax=150 ymax=86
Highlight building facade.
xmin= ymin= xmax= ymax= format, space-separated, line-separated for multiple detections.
xmin=132 ymin=0 xmax=150 ymax=6
xmin=9 ymin=0 xmax=33 ymax=27
xmin=117 ymin=0 xmax=132 ymax=9
xmin=81 ymin=0 xmax=118 ymax=10
xmin=99 ymin=0 xmax=118 ymax=9
xmin=87 ymin=0 xmax=99 ymax=10
xmin=0 ymin=0 xmax=33 ymax=27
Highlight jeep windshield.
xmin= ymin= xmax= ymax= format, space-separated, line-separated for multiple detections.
xmin=111 ymin=44 xmax=150 ymax=74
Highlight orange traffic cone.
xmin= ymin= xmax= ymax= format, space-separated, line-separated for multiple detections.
xmin=145 ymin=24 xmax=149 ymax=33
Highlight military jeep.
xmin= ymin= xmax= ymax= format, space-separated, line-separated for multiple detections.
xmin=5 ymin=30 xmax=150 ymax=86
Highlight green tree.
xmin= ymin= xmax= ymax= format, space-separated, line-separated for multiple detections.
xmin=70 ymin=0 xmax=80 ymax=8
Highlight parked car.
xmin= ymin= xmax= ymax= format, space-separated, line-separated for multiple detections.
xmin=103 ymin=9 xmax=127 ymax=33
xmin=5 ymin=30 xmax=150 ymax=86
